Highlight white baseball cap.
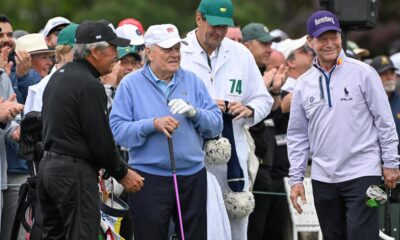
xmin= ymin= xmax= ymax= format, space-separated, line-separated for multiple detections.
xmin=276 ymin=35 xmax=307 ymax=59
xmin=144 ymin=24 xmax=187 ymax=48
xmin=116 ymin=24 xmax=145 ymax=46
xmin=390 ymin=52 xmax=400 ymax=75
xmin=42 ymin=16 xmax=71 ymax=37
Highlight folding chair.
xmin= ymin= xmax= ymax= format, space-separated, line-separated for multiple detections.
xmin=283 ymin=177 xmax=322 ymax=240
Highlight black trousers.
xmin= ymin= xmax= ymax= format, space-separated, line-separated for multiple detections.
xmin=129 ymin=168 xmax=207 ymax=240
xmin=37 ymin=151 xmax=99 ymax=240
xmin=312 ymin=176 xmax=381 ymax=240
xmin=247 ymin=165 xmax=289 ymax=240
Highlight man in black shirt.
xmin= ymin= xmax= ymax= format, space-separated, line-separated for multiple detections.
xmin=38 ymin=20 xmax=144 ymax=239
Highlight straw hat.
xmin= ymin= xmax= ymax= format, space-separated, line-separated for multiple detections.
xmin=15 ymin=33 xmax=55 ymax=55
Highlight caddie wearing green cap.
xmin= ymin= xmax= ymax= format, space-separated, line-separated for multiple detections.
xmin=180 ymin=0 xmax=274 ymax=239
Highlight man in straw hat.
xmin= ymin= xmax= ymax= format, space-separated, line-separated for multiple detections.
xmin=38 ymin=20 xmax=144 ymax=239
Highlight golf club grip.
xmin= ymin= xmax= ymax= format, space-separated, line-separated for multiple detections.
xmin=168 ymin=137 xmax=176 ymax=172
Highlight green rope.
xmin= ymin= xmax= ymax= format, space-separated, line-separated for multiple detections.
xmin=252 ymin=191 xmax=287 ymax=196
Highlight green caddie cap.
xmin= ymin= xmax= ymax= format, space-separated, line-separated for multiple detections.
xmin=242 ymin=23 xmax=280 ymax=43
xmin=198 ymin=0 xmax=234 ymax=27
xmin=57 ymin=23 xmax=79 ymax=47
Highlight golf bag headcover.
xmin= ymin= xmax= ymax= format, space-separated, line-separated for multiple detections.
xmin=204 ymin=137 xmax=231 ymax=165
xmin=222 ymin=102 xmax=245 ymax=192
xmin=19 ymin=111 xmax=43 ymax=162
xmin=223 ymin=191 xmax=255 ymax=218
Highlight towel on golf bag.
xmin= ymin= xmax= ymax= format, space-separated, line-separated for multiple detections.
xmin=222 ymin=110 xmax=245 ymax=192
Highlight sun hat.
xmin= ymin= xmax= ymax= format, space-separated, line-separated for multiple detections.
xmin=15 ymin=33 xmax=55 ymax=55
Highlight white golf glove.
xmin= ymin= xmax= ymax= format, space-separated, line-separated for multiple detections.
xmin=168 ymin=99 xmax=197 ymax=118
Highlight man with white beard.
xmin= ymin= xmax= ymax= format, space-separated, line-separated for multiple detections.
xmin=371 ymin=55 xmax=400 ymax=153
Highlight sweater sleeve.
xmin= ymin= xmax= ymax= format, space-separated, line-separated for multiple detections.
xmin=78 ymin=82 xmax=127 ymax=180
xmin=109 ymin=78 xmax=157 ymax=148
xmin=190 ymin=78 xmax=223 ymax=139
xmin=362 ymin=67 xmax=399 ymax=168
xmin=287 ymin=86 xmax=310 ymax=185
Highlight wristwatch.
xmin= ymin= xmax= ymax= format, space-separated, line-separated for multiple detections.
xmin=246 ymin=105 xmax=254 ymax=117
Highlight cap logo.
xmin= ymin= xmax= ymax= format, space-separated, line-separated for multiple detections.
xmin=263 ymin=26 xmax=269 ymax=33
xmin=220 ymin=7 xmax=227 ymax=13
xmin=95 ymin=35 xmax=102 ymax=40
xmin=314 ymin=16 xmax=335 ymax=26
xmin=381 ymin=56 xmax=390 ymax=65
xmin=108 ymin=23 xmax=116 ymax=33
xmin=166 ymin=27 xmax=174 ymax=33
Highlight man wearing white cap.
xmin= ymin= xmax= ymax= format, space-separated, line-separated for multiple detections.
xmin=42 ymin=16 xmax=70 ymax=49
xmin=277 ymin=35 xmax=314 ymax=93
xmin=110 ymin=24 xmax=223 ymax=240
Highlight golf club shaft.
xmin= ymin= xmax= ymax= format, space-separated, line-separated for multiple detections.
xmin=168 ymin=137 xmax=185 ymax=240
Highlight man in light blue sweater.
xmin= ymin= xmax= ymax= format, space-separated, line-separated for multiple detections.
xmin=109 ymin=24 xmax=223 ymax=240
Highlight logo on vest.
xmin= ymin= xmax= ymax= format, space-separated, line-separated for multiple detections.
xmin=340 ymin=87 xmax=353 ymax=101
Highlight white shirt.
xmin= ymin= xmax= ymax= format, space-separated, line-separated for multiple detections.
xmin=24 ymin=66 xmax=57 ymax=114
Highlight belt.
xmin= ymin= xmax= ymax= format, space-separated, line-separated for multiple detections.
xmin=43 ymin=151 xmax=89 ymax=164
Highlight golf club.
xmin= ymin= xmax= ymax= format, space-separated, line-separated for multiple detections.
xmin=167 ymin=137 xmax=185 ymax=240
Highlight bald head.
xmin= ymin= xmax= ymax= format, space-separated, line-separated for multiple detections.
xmin=266 ymin=50 xmax=285 ymax=71
xmin=226 ymin=27 xmax=242 ymax=43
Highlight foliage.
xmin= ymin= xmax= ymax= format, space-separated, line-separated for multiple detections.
xmin=1 ymin=0 xmax=400 ymax=55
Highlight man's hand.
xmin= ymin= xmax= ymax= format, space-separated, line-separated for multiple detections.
xmin=214 ymin=99 xmax=226 ymax=112
xmin=271 ymin=64 xmax=288 ymax=92
xmin=290 ymin=183 xmax=307 ymax=214
xmin=168 ymin=99 xmax=196 ymax=118
xmin=11 ymin=125 xmax=20 ymax=142
xmin=119 ymin=168 xmax=144 ymax=192
xmin=263 ymin=68 xmax=277 ymax=88
xmin=383 ymin=167 xmax=400 ymax=189
xmin=227 ymin=101 xmax=253 ymax=120
xmin=0 ymin=94 xmax=24 ymax=123
xmin=100 ymin=61 xmax=121 ymax=87
xmin=15 ymin=50 xmax=31 ymax=77
xmin=154 ymin=116 xmax=180 ymax=138
xmin=0 ymin=45 xmax=13 ymax=76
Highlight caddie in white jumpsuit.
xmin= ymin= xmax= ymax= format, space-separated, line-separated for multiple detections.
xmin=181 ymin=0 xmax=273 ymax=239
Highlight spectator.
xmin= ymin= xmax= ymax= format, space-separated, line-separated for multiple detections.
xmin=24 ymin=23 xmax=78 ymax=114
xmin=242 ymin=22 xmax=289 ymax=240
xmin=42 ymin=16 xmax=70 ymax=49
xmin=370 ymin=55 xmax=400 ymax=153
xmin=180 ymin=1 xmax=274 ymax=239
xmin=38 ymin=20 xmax=143 ymax=239
xmin=110 ymin=23 xmax=223 ymax=240
xmin=226 ymin=26 xmax=243 ymax=43
xmin=288 ymin=10 xmax=400 ymax=240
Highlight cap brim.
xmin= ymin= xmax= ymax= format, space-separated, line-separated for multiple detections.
xmin=377 ymin=65 xmax=398 ymax=74
xmin=157 ymin=38 xmax=188 ymax=49
xmin=131 ymin=38 xmax=145 ymax=46
xmin=312 ymin=26 xmax=341 ymax=38
xmin=29 ymin=49 xmax=55 ymax=55
xmin=118 ymin=52 xmax=141 ymax=61
xmin=257 ymin=34 xmax=281 ymax=43
xmin=108 ymin=37 xmax=131 ymax=47
xmin=353 ymin=48 xmax=370 ymax=57
xmin=204 ymin=14 xmax=234 ymax=27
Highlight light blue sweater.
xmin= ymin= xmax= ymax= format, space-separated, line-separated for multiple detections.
xmin=110 ymin=64 xmax=223 ymax=176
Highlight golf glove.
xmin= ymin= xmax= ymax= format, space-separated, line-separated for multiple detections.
xmin=168 ymin=99 xmax=197 ymax=118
